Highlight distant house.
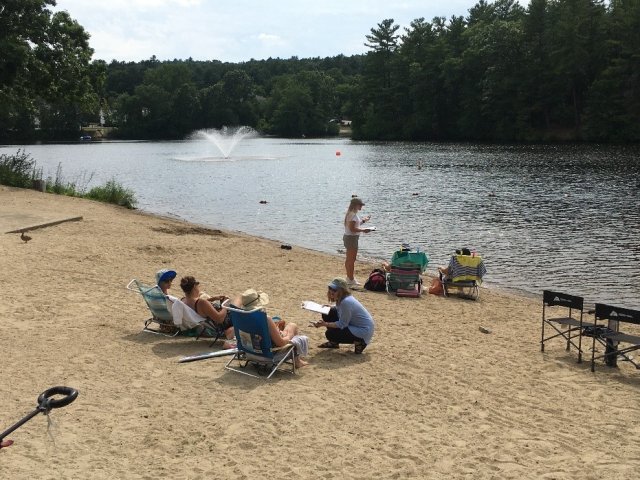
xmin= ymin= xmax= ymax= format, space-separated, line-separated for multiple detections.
xmin=340 ymin=119 xmax=352 ymax=127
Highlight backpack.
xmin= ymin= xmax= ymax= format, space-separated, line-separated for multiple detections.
xmin=364 ymin=268 xmax=387 ymax=292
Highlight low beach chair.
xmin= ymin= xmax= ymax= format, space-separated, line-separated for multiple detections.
xmin=386 ymin=250 xmax=429 ymax=297
xmin=589 ymin=303 xmax=640 ymax=372
xmin=126 ymin=279 xmax=224 ymax=343
xmin=223 ymin=304 xmax=296 ymax=379
xmin=171 ymin=299 xmax=227 ymax=345
xmin=439 ymin=253 xmax=486 ymax=300
xmin=540 ymin=290 xmax=592 ymax=363
xmin=127 ymin=279 xmax=180 ymax=337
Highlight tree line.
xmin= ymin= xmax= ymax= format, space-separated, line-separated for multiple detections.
xmin=1 ymin=0 xmax=639 ymax=143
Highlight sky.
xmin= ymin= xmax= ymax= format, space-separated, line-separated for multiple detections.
xmin=52 ymin=0 xmax=530 ymax=64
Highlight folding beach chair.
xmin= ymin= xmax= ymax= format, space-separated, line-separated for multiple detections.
xmin=540 ymin=290 xmax=593 ymax=363
xmin=439 ymin=253 xmax=487 ymax=300
xmin=386 ymin=250 xmax=429 ymax=297
xmin=127 ymin=279 xmax=180 ymax=337
xmin=223 ymin=304 xmax=296 ymax=379
xmin=126 ymin=279 xmax=224 ymax=343
xmin=589 ymin=303 xmax=640 ymax=372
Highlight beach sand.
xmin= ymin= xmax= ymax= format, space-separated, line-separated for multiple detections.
xmin=1 ymin=185 xmax=639 ymax=479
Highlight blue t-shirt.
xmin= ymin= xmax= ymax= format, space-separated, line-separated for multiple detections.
xmin=335 ymin=295 xmax=375 ymax=344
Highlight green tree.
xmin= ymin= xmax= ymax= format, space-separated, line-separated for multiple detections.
xmin=583 ymin=0 xmax=640 ymax=141
xmin=547 ymin=0 xmax=608 ymax=133
xmin=0 ymin=1 xmax=98 ymax=140
xmin=265 ymin=71 xmax=337 ymax=137
xmin=354 ymin=19 xmax=403 ymax=139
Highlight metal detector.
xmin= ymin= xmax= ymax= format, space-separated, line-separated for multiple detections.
xmin=0 ymin=386 xmax=78 ymax=449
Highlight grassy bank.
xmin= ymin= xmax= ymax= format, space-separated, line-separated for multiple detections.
xmin=0 ymin=149 xmax=136 ymax=209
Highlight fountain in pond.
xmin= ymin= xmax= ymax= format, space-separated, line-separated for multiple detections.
xmin=190 ymin=126 xmax=257 ymax=159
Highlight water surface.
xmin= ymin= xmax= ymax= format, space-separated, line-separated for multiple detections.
xmin=2 ymin=138 xmax=638 ymax=309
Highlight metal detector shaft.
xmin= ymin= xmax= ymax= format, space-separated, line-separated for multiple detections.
xmin=0 ymin=409 xmax=43 ymax=442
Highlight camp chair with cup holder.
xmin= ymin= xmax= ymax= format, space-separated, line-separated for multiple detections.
xmin=589 ymin=303 xmax=640 ymax=372
xmin=222 ymin=301 xmax=296 ymax=379
xmin=540 ymin=290 xmax=593 ymax=363
xmin=385 ymin=249 xmax=429 ymax=297
xmin=439 ymin=251 xmax=486 ymax=300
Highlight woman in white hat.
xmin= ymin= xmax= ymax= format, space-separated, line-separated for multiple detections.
xmin=313 ymin=277 xmax=374 ymax=354
xmin=343 ymin=197 xmax=372 ymax=286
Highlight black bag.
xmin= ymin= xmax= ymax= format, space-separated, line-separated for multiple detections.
xmin=364 ymin=268 xmax=387 ymax=292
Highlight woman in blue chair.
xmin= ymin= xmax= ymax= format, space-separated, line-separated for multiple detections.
xmin=235 ymin=289 xmax=309 ymax=368
xmin=314 ymin=277 xmax=375 ymax=354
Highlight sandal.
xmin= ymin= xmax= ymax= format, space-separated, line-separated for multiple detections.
xmin=318 ymin=341 xmax=339 ymax=349
xmin=354 ymin=341 xmax=367 ymax=354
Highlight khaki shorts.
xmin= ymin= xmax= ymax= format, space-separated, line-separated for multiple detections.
xmin=343 ymin=234 xmax=359 ymax=250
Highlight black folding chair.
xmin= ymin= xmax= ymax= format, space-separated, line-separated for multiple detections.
xmin=540 ymin=290 xmax=593 ymax=363
xmin=590 ymin=304 xmax=640 ymax=372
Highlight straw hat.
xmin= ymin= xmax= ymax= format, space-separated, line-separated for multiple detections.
xmin=239 ymin=288 xmax=270 ymax=310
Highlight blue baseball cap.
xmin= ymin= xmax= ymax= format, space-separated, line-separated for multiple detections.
xmin=156 ymin=269 xmax=177 ymax=284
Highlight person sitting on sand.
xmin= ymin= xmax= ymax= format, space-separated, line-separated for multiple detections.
xmin=313 ymin=277 xmax=374 ymax=354
xmin=179 ymin=276 xmax=235 ymax=348
xmin=235 ymin=288 xmax=309 ymax=368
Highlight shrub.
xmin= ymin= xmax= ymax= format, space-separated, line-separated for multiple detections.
xmin=0 ymin=153 xmax=137 ymax=209
xmin=86 ymin=179 xmax=136 ymax=209
xmin=0 ymin=150 xmax=36 ymax=188
xmin=47 ymin=163 xmax=78 ymax=195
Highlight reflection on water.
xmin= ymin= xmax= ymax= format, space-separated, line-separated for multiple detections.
xmin=2 ymin=139 xmax=638 ymax=309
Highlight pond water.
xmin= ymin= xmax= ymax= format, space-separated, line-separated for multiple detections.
xmin=2 ymin=138 xmax=639 ymax=309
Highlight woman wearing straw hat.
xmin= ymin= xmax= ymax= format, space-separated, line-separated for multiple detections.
xmin=236 ymin=289 xmax=309 ymax=368
xmin=314 ymin=278 xmax=374 ymax=354
xmin=343 ymin=197 xmax=372 ymax=286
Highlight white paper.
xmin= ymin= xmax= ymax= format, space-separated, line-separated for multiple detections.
xmin=301 ymin=301 xmax=331 ymax=315
xmin=365 ymin=226 xmax=377 ymax=231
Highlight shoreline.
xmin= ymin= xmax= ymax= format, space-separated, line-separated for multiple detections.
xmin=138 ymin=205 xmax=542 ymax=305
xmin=2 ymin=186 xmax=639 ymax=479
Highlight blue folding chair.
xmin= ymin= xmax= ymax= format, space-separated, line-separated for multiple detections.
xmin=223 ymin=303 xmax=296 ymax=379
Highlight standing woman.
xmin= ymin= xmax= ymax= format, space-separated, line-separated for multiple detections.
xmin=314 ymin=278 xmax=375 ymax=354
xmin=343 ymin=197 xmax=372 ymax=286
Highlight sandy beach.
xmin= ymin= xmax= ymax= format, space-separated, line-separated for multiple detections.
xmin=1 ymin=185 xmax=639 ymax=479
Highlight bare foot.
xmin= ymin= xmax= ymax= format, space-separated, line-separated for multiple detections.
xmin=295 ymin=358 xmax=308 ymax=368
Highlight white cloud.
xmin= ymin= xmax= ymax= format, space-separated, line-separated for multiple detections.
xmin=256 ymin=33 xmax=286 ymax=47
